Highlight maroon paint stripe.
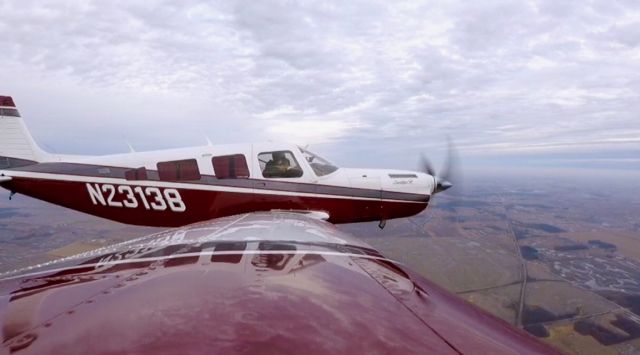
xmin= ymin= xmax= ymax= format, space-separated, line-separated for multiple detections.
xmin=2 ymin=176 xmax=428 ymax=226
xmin=0 ymin=96 xmax=16 ymax=107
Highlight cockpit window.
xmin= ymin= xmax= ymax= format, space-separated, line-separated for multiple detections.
xmin=299 ymin=147 xmax=339 ymax=177
xmin=259 ymin=151 xmax=303 ymax=178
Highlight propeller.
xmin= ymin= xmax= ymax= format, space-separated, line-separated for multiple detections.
xmin=420 ymin=137 xmax=459 ymax=195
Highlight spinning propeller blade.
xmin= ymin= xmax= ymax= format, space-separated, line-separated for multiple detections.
xmin=420 ymin=137 xmax=459 ymax=195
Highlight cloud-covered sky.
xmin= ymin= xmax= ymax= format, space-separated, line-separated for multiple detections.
xmin=1 ymin=0 xmax=639 ymax=171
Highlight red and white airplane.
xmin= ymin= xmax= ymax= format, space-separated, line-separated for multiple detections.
xmin=0 ymin=96 xmax=559 ymax=354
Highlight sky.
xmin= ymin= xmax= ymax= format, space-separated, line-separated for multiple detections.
xmin=0 ymin=0 xmax=639 ymax=174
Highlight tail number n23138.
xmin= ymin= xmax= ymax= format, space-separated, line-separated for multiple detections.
xmin=86 ymin=183 xmax=186 ymax=212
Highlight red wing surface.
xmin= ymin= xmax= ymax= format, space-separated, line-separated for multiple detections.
xmin=0 ymin=212 xmax=559 ymax=354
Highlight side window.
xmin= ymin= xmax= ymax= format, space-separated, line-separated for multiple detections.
xmin=157 ymin=159 xmax=201 ymax=181
xmin=212 ymin=154 xmax=250 ymax=179
xmin=125 ymin=167 xmax=148 ymax=181
xmin=258 ymin=151 xmax=303 ymax=178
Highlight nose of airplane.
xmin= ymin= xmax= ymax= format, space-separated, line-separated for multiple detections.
xmin=419 ymin=137 xmax=458 ymax=195
xmin=418 ymin=172 xmax=452 ymax=195
xmin=417 ymin=172 xmax=437 ymax=195
xmin=434 ymin=177 xmax=453 ymax=193
xmin=371 ymin=169 xmax=432 ymax=196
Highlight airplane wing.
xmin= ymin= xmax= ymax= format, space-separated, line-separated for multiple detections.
xmin=0 ymin=212 xmax=559 ymax=354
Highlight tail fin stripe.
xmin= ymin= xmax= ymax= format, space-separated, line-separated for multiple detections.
xmin=0 ymin=96 xmax=16 ymax=107
xmin=0 ymin=108 xmax=20 ymax=117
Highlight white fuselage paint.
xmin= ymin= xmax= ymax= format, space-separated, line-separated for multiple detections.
xmin=2 ymin=142 xmax=435 ymax=201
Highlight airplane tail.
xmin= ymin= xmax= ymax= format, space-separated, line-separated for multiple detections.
xmin=0 ymin=96 xmax=49 ymax=164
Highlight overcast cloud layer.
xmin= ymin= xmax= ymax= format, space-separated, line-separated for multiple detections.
xmin=0 ymin=0 xmax=639 ymax=171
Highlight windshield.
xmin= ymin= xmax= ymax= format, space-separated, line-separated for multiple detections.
xmin=298 ymin=147 xmax=339 ymax=177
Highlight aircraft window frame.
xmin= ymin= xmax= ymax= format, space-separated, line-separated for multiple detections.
xmin=258 ymin=151 xmax=304 ymax=178
xmin=212 ymin=154 xmax=250 ymax=179
xmin=125 ymin=167 xmax=148 ymax=181
xmin=298 ymin=147 xmax=339 ymax=177
xmin=157 ymin=159 xmax=201 ymax=181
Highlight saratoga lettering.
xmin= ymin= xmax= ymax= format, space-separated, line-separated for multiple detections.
xmin=86 ymin=183 xmax=186 ymax=212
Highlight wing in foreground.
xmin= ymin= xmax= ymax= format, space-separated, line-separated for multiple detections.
xmin=0 ymin=212 xmax=559 ymax=354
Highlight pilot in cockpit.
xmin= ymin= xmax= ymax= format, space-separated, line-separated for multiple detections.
xmin=264 ymin=152 xmax=290 ymax=177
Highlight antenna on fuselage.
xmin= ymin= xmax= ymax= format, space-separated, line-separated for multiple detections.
xmin=204 ymin=136 xmax=213 ymax=146
xmin=126 ymin=141 xmax=136 ymax=153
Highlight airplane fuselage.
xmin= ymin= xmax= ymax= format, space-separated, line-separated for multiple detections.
xmin=0 ymin=96 xmax=436 ymax=227
xmin=0 ymin=143 xmax=434 ymax=227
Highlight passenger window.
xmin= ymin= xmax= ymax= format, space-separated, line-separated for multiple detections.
xmin=157 ymin=159 xmax=201 ymax=181
xmin=212 ymin=154 xmax=250 ymax=179
xmin=125 ymin=167 xmax=148 ymax=181
xmin=259 ymin=151 xmax=303 ymax=178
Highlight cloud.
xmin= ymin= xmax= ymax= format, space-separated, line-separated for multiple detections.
xmin=0 ymin=0 xmax=638 ymax=170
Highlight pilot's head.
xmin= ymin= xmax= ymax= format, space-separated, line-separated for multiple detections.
xmin=273 ymin=152 xmax=286 ymax=162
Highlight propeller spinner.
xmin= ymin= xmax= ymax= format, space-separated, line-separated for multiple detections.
xmin=421 ymin=138 xmax=458 ymax=194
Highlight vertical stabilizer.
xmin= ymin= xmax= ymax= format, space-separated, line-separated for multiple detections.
xmin=0 ymin=96 xmax=49 ymax=163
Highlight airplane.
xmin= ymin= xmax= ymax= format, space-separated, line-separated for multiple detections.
xmin=0 ymin=96 xmax=453 ymax=228
xmin=0 ymin=96 xmax=560 ymax=354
